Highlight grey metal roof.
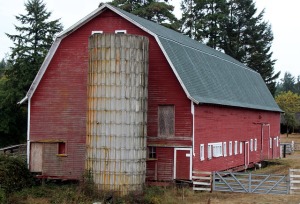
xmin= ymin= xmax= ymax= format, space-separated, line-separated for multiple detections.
xmin=113 ymin=5 xmax=281 ymax=112
xmin=20 ymin=4 xmax=281 ymax=112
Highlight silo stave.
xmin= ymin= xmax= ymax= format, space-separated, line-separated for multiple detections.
xmin=86 ymin=34 xmax=149 ymax=195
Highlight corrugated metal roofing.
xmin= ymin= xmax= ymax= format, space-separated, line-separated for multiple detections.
xmin=20 ymin=4 xmax=281 ymax=112
xmin=113 ymin=5 xmax=281 ymax=112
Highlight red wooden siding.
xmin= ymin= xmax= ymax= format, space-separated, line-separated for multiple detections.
xmin=30 ymin=9 xmax=192 ymax=180
xmin=193 ymin=104 xmax=280 ymax=172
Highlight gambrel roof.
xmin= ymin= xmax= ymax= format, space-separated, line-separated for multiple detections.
xmin=20 ymin=4 xmax=281 ymax=112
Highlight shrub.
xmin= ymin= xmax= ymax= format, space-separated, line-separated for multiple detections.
xmin=0 ymin=155 xmax=33 ymax=195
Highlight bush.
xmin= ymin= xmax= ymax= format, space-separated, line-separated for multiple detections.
xmin=0 ymin=155 xmax=33 ymax=195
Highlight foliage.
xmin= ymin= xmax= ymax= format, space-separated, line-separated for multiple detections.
xmin=0 ymin=155 xmax=34 ymax=196
xmin=275 ymin=91 xmax=300 ymax=135
xmin=276 ymin=72 xmax=300 ymax=96
xmin=109 ymin=0 xmax=180 ymax=30
xmin=0 ymin=0 xmax=63 ymax=147
xmin=180 ymin=0 xmax=279 ymax=95
xmin=181 ymin=0 xmax=227 ymax=49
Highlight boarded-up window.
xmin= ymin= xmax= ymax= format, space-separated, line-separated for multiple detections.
xmin=158 ymin=105 xmax=175 ymax=137
xmin=58 ymin=142 xmax=66 ymax=154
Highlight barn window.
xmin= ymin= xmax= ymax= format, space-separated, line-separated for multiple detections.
xmin=240 ymin=142 xmax=243 ymax=154
xmin=276 ymin=136 xmax=279 ymax=147
xmin=158 ymin=105 xmax=175 ymax=137
xmin=254 ymin=138 xmax=257 ymax=151
xmin=148 ymin=146 xmax=156 ymax=159
xmin=200 ymin=144 xmax=204 ymax=161
xmin=208 ymin=142 xmax=222 ymax=158
xmin=229 ymin=141 xmax=232 ymax=156
xmin=115 ymin=30 xmax=127 ymax=34
xmin=250 ymin=139 xmax=253 ymax=151
xmin=91 ymin=30 xmax=103 ymax=35
xmin=234 ymin=141 xmax=238 ymax=155
xmin=58 ymin=142 xmax=66 ymax=155
xmin=207 ymin=144 xmax=212 ymax=159
xmin=223 ymin=142 xmax=227 ymax=157
xmin=270 ymin=138 xmax=272 ymax=148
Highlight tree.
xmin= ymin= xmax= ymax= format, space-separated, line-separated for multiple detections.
xmin=110 ymin=0 xmax=179 ymax=30
xmin=180 ymin=0 xmax=280 ymax=95
xmin=0 ymin=0 xmax=63 ymax=147
xmin=181 ymin=0 xmax=227 ymax=49
xmin=275 ymin=91 xmax=300 ymax=136
xmin=0 ymin=59 xmax=6 ymax=76
xmin=276 ymin=72 xmax=296 ymax=94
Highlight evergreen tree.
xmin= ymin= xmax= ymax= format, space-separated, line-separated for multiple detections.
xmin=0 ymin=0 xmax=63 ymax=147
xmin=180 ymin=0 xmax=280 ymax=95
xmin=110 ymin=0 xmax=179 ymax=30
xmin=181 ymin=0 xmax=227 ymax=49
xmin=277 ymin=72 xmax=296 ymax=93
xmin=0 ymin=59 xmax=6 ymax=76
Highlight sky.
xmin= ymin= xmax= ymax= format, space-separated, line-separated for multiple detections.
xmin=0 ymin=0 xmax=299 ymax=80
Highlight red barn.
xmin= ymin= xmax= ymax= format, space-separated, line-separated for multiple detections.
xmin=20 ymin=4 xmax=281 ymax=192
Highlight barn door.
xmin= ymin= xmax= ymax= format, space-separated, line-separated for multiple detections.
xmin=174 ymin=148 xmax=192 ymax=180
xmin=30 ymin=143 xmax=43 ymax=172
xmin=244 ymin=142 xmax=249 ymax=168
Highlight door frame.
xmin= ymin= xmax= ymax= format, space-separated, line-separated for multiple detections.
xmin=173 ymin=148 xmax=192 ymax=180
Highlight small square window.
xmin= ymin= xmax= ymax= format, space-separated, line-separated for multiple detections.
xmin=148 ymin=146 xmax=156 ymax=159
xmin=115 ymin=30 xmax=127 ymax=34
xmin=58 ymin=142 xmax=66 ymax=154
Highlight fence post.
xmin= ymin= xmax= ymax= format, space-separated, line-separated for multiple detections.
xmin=249 ymin=172 xmax=252 ymax=193
xmin=289 ymin=169 xmax=292 ymax=194
xmin=212 ymin=171 xmax=215 ymax=192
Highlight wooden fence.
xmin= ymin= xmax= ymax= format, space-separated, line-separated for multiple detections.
xmin=192 ymin=171 xmax=212 ymax=191
xmin=289 ymin=169 xmax=300 ymax=194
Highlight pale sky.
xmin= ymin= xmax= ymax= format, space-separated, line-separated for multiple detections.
xmin=0 ymin=0 xmax=299 ymax=79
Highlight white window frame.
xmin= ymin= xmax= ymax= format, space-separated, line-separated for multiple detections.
xmin=250 ymin=139 xmax=253 ymax=151
xmin=208 ymin=142 xmax=223 ymax=158
xmin=229 ymin=141 xmax=232 ymax=156
xmin=223 ymin=142 xmax=227 ymax=157
xmin=240 ymin=142 xmax=243 ymax=154
xmin=254 ymin=138 xmax=257 ymax=151
xmin=200 ymin=144 xmax=205 ymax=161
xmin=208 ymin=144 xmax=212 ymax=160
xmin=91 ymin=30 xmax=103 ymax=35
xmin=270 ymin=137 xmax=272 ymax=148
xmin=115 ymin=29 xmax=127 ymax=34
xmin=234 ymin=141 xmax=238 ymax=155
xmin=276 ymin=136 xmax=279 ymax=147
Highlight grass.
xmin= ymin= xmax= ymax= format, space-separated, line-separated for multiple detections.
xmin=5 ymin=134 xmax=300 ymax=204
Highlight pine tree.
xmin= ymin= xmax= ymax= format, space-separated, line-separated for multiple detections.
xmin=181 ymin=0 xmax=227 ymax=49
xmin=110 ymin=0 xmax=179 ymax=30
xmin=180 ymin=0 xmax=280 ymax=95
xmin=0 ymin=0 xmax=63 ymax=147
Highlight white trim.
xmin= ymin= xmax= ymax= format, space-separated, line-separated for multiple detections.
xmin=27 ymin=99 xmax=31 ymax=168
xmin=174 ymin=148 xmax=192 ymax=180
xmin=191 ymin=101 xmax=195 ymax=156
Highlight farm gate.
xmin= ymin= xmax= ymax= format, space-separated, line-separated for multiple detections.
xmin=212 ymin=171 xmax=288 ymax=194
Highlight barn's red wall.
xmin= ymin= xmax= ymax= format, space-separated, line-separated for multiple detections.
xmin=30 ymin=9 xmax=192 ymax=179
xmin=193 ymin=104 xmax=280 ymax=172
